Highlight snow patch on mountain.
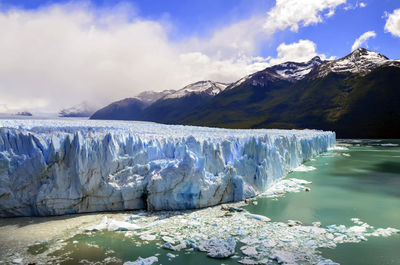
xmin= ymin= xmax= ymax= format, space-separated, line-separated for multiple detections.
xmin=134 ymin=90 xmax=176 ymax=104
xmin=227 ymin=56 xmax=325 ymax=91
xmin=315 ymin=48 xmax=399 ymax=77
xmin=59 ymin=101 xmax=96 ymax=117
xmin=163 ymin=81 xmax=229 ymax=99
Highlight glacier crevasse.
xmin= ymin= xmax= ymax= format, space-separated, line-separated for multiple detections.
xmin=0 ymin=120 xmax=335 ymax=216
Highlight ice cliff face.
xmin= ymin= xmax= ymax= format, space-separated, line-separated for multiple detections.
xmin=0 ymin=120 xmax=335 ymax=217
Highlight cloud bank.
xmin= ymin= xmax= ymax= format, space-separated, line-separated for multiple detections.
xmin=351 ymin=31 xmax=377 ymax=51
xmin=385 ymin=9 xmax=400 ymax=38
xmin=0 ymin=1 xmax=345 ymax=113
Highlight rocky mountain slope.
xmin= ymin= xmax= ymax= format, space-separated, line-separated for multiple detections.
xmin=181 ymin=49 xmax=400 ymax=138
xmin=91 ymin=48 xmax=400 ymax=138
xmin=91 ymin=80 xmax=229 ymax=122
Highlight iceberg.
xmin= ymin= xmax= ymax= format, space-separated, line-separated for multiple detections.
xmin=123 ymin=256 xmax=158 ymax=265
xmin=0 ymin=119 xmax=335 ymax=216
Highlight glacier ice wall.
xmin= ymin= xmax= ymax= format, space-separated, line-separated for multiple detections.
xmin=0 ymin=120 xmax=335 ymax=216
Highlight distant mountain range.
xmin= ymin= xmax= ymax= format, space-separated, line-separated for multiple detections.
xmin=90 ymin=48 xmax=400 ymax=138
xmin=91 ymin=80 xmax=229 ymax=123
xmin=59 ymin=101 xmax=97 ymax=117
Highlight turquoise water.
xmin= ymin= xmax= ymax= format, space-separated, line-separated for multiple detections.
xmin=50 ymin=139 xmax=400 ymax=264
xmin=244 ymin=139 xmax=400 ymax=264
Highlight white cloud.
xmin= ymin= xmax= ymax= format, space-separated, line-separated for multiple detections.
xmin=0 ymin=1 xmax=345 ymax=113
xmin=344 ymin=1 xmax=366 ymax=10
xmin=351 ymin=31 xmax=376 ymax=51
xmin=269 ymin=40 xmax=333 ymax=65
xmin=384 ymin=9 xmax=400 ymax=38
xmin=264 ymin=0 xmax=346 ymax=33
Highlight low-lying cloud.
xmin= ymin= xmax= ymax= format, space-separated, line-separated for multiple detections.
xmin=0 ymin=1 xmax=345 ymax=113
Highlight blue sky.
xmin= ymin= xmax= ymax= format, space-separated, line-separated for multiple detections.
xmin=1 ymin=0 xmax=398 ymax=58
xmin=0 ymin=0 xmax=399 ymax=112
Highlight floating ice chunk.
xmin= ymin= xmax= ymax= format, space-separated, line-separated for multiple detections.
xmin=166 ymin=253 xmax=176 ymax=259
xmin=312 ymin=221 xmax=322 ymax=227
xmin=292 ymin=165 xmax=316 ymax=172
xmin=244 ymin=213 xmax=271 ymax=222
xmin=325 ymin=233 xmax=334 ymax=240
xmin=241 ymin=246 xmax=258 ymax=257
xmin=333 ymin=235 xmax=346 ymax=243
xmin=317 ymin=259 xmax=339 ymax=265
xmin=240 ymin=237 xmax=260 ymax=245
xmin=287 ymin=220 xmax=302 ymax=226
xmin=163 ymin=241 xmax=187 ymax=251
xmin=380 ymin=143 xmax=399 ymax=147
xmin=328 ymin=146 xmax=349 ymax=151
xmin=139 ymin=234 xmax=156 ymax=241
xmin=270 ymin=250 xmax=297 ymax=264
xmin=108 ymin=219 xmax=140 ymax=231
xmin=261 ymin=178 xmax=312 ymax=198
xmin=193 ymin=238 xmax=236 ymax=258
xmin=11 ymin=258 xmax=23 ymax=264
xmin=162 ymin=236 xmax=176 ymax=244
xmin=347 ymin=226 xmax=367 ymax=233
xmin=370 ymin=227 xmax=400 ymax=237
xmin=86 ymin=216 xmax=109 ymax=231
xmin=86 ymin=217 xmax=140 ymax=231
xmin=123 ymin=256 xmax=158 ymax=265
xmin=238 ymin=257 xmax=259 ymax=264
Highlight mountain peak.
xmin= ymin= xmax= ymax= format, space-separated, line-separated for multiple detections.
xmin=315 ymin=48 xmax=393 ymax=77
xmin=135 ymin=90 xmax=176 ymax=104
xmin=163 ymin=80 xmax=229 ymax=99
xmin=347 ymin=48 xmax=389 ymax=61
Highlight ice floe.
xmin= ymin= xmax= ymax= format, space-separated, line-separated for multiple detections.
xmin=292 ymin=165 xmax=317 ymax=172
xmin=123 ymin=256 xmax=158 ymax=265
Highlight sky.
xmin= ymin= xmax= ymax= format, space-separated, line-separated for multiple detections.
xmin=0 ymin=0 xmax=399 ymax=113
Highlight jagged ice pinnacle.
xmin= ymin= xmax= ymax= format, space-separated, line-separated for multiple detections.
xmin=0 ymin=120 xmax=335 ymax=216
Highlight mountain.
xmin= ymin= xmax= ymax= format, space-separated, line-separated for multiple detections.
xmin=180 ymin=48 xmax=400 ymax=138
xmin=59 ymin=101 xmax=96 ymax=117
xmin=90 ymin=98 xmax=148 ymax=120
xmin=163 ymin=80 xmax=228 ymax=99
xmin=90 ymin=48 xmax=399 ymax=138
xmin=140 ymin=81 xmax=229 ymax=123
xmin=313 ymin=48 xmax=395 ymax=77
xmin=90 ymin=80 xmax=229 ymax=122
xmin=135 ymin=90 xmax=176 ymax=104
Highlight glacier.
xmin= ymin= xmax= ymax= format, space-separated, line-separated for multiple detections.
xmin=0 ymin=119 xmax=335 ymax=217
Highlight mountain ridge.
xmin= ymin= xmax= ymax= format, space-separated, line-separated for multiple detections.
xmin=91 ymin=48 xmax=400 ymax=138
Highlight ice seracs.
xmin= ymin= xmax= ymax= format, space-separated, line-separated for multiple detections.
xmin=0 ymin=119 xmax=334 ymax=217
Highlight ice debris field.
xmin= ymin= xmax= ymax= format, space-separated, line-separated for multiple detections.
xmin=10 ymin=179 xmax=398 ymax=265
xmin=0 ymin=119 xmax=335 ymax=217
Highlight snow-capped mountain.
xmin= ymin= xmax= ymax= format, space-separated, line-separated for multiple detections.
xmin=163 ymin=81 xmax=229 ymax=99
xmin=91 ymin=80 xmax=229 ymax=121
xmin=314 ymin=48 xmax=400 ymax=77
xmin=227 ymin=56 xmax=325 ymax=91
xmin=134 ymin=90 xmax=176 ymax=104
xmin=59 ymin=101 xmax=96 ymax=117
xmin=267 ymin=56 xmax=325 ymax=81
xmin=91 ymin=48 xmax=400 ymax=138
